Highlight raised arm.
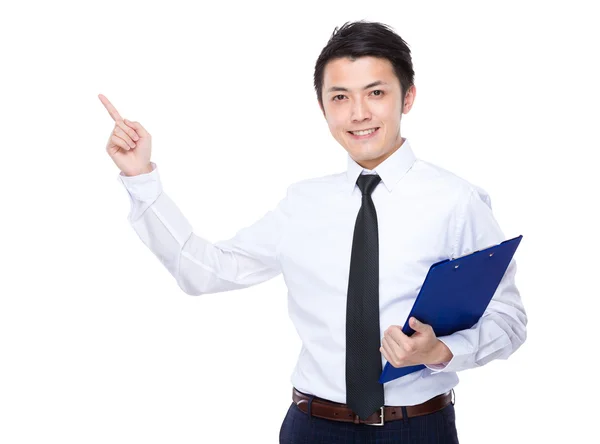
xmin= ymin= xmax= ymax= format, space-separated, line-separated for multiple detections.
xmin=99 ymin=93 xmax=290 ymax=296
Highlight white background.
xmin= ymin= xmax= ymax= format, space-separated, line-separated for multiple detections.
xmin=1 ymin=0 xmax=598 ymax=442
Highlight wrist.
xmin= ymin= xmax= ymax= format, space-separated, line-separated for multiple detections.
xmin=123 ymin=163 xmax=153 ymax=176
xmin=430 ymin=339 xmax=453 ymax=365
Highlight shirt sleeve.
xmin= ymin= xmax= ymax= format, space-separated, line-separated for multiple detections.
xmin=424 ymin=186 xmax=528 ymax=374
xmin=117 ymin=162 xmax=291 ymax=295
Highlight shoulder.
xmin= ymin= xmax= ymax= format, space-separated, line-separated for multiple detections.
xmin=411 ymin=158 xmax=492 ymax=209
xmin=273 ymin=172 xmax=347 ymax=215
xmin=284 ymin=171 xmax=347 ymax=194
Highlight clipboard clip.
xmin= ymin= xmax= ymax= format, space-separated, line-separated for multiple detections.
xmin=453 ymin=251 xmax=494 ymax=269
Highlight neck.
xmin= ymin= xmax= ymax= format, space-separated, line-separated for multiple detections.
xmin=356 ymin=136 xmax=405 ymax=170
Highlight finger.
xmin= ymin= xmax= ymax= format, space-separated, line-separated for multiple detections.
xmin=113 ymin=126 xmax=136 ymax=148
xmin=381 ymin=336 xmax=393 ymax=357
xmin=111 ymin=134 xmax=132 ymax=151
xmin=383 ymin=334 xmax=404 ymax=357
xmin=115 ymin=120 xmax=139 ymax=142
xmin=98 ymin=94 xmax=124 ymax=122
xmin=124 ymin=119 xmax=150 ymax=138
xmin=381 ymin=336 xmax=401 ymax=366
xmin=386 ymin=328 xmax=415 ymax=357
xmin=385 ymin=325 xmax=408 ymax=346
xmin=380 ymin=344 xmax=390 ymax=362
xmin=409 ymin=317 xmax=431 ymax=334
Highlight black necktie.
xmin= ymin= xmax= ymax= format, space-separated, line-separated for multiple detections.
xmin=345 ymin=173 xmax=384 ymax=420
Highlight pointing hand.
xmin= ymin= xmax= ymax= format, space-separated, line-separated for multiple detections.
xmin=99 ymin=93 xmax=153 ymax=176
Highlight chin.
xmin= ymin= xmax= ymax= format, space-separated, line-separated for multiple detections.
xmin=349 ymin=148 xmax=384 ymax=161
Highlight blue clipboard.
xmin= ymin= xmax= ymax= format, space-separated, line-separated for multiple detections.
xmin=379 ymin=234 xmax=523 ymax=384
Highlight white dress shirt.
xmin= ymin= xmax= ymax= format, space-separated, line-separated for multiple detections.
xmin=117 ymin=137 xmax=527 ymax=407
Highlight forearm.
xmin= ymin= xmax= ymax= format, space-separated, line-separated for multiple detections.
xmin=425 ymin=258 xmax=527 ymax=373
xmin=427 ymin=305 xmax=526 ymax=373
xmin=118 ymin=164 xmax=288 ymax=295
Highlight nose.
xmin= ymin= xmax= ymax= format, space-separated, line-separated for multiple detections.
xmin=351 ymin=98 xmax=372 ymax=123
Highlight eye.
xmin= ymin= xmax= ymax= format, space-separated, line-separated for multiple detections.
xmin=332 ymin=90 xmax=384 ymax=102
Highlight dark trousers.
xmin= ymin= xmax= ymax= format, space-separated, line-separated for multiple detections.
xmin=279 ymin=399 xmax=459 ymax=443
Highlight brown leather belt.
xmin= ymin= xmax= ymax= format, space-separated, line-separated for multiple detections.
xmin=293 ymin=387 xmax=454 ymax=426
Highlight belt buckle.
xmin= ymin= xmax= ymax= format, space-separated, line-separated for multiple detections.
xmin=366 ymin=407 xmax=385 ymax=426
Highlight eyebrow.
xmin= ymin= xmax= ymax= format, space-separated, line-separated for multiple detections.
xmin=326 ymin=80 xmax=388 ymax=93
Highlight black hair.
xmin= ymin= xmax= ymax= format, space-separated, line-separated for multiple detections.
xmin=313 ymin=20 xmax=415 ymax=113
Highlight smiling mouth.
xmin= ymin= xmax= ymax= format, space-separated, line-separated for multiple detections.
xmin=347 ymin=127 xmax=380 ymax=138
xmin=347 ymin=127 xmax=380 ymax=135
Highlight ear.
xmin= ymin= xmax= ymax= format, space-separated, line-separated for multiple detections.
xmin=402 ymin=84 xmax=417 ymax=114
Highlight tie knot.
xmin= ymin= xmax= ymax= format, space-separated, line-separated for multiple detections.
xmin=356 ymin=174 xmax=381 ymax=196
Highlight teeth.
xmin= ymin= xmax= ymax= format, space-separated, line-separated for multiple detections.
xmin=351 ymin=128 xmax=377 ymax=136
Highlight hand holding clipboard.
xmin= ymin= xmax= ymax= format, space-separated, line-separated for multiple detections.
xmin=379 ymin=234 xmax=523 ymax=383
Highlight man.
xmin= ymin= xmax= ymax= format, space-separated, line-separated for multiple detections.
xmin=100 ymin=20 xmax=527 ymax=443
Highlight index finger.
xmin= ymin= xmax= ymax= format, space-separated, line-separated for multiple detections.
xmin=98 ymin=93 xmax=123 ymax=122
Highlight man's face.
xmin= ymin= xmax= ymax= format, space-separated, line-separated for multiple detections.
xmin=320 ymin=56 xmax=416 ymax=170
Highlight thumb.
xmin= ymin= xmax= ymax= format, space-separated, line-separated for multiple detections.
xmin=409 ymin=317 xmax=427 ymax=332
xmin=124 ymin=119 xmax=150 ymax=138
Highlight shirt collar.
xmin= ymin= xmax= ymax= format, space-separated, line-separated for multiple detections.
xmin=345 ymin=137 xmax=417 ymax=194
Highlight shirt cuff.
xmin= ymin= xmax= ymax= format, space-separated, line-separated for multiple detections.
xmin=117 ymin=162 xmax=162 ymax=203
xmin=424 ymin=333 xmax=474 ymax=374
